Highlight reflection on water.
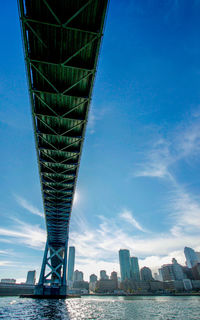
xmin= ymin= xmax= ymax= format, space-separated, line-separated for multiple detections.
xmin=0 ymin=296 xmax=200 ymax=319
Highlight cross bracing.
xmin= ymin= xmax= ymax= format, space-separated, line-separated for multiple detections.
xmin=18 ymin=0 xmax=108 ymax=257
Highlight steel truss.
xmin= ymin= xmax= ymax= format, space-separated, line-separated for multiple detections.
xmin=18 ymin=0 xmax=108 ymax=296
xmin=35 ymin=240 xmax=68 ymax=295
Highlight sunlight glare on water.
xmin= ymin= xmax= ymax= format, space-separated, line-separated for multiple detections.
xmin=0 ymin=296 xmax=200 ymax=320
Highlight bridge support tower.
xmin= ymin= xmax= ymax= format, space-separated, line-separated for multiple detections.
xmin=34 ymin=240 xmax=68 ymax=298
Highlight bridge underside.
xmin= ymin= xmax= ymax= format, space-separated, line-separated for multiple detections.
xmin=18 ymin=0 xmax=108 ymax=296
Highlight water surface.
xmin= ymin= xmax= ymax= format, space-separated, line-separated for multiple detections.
xmin=0 ymin=296 xmax=200 ymax=319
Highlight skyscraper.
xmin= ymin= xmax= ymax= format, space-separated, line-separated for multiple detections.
xmin=140 ymin=267 xmax=153 ymax=281
xmin=100 ymin=270 xmax=108 ymax=280
xmin=90 ymin=274 xmax=98 ymax=283
xmin=195 ymin=252 xmax=200 ymax=263
xmin=73 ymin=270 xmax=83 ymax=281
xmin=184 ymin=247 xmax=198 ymax=268
xmin=172 ymin=258 xmax=184 ymax=280
xmin=110 ymin=271 xmax=118 ymax=288
xmin=130 ymin=256 xmax=140 ymax=281
xmin=161 ymin=259 xmax=185 ymax=281
xmin=110 ymin=271 xmax=118 ymax=281
xmin=67 ymin=246 xmax=75 ymax=281
xmin=161 ymin=264 xmax=175 ymax=281
xmin=26 ymin=270 xmax=36 ymax=285
xmin=119 ymin=249 xmax=131 ymax=281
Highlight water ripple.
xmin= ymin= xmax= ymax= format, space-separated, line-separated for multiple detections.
xmin=0 ymin=296 xmax=200 ymax=319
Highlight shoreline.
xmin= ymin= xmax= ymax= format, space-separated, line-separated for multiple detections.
xmin=81 ymin=293 xmax=200 ymax=297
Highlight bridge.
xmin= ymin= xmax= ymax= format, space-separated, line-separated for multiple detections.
xmin=18 ymin=0 xmax=108 ymax=297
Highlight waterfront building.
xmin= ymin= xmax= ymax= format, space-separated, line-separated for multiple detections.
xmin=158 ymin=268 xmax=163 ymax=281
xmin=67 ymin=246 xmax=75 ymax=281
xmin=183 ymin=279 xmax=192 ymax=291
xmin=100 ymin=270 xmax=108 ymax=280
xmin=161 ymin=259 xmax=185 ymax=281
xmin=172 ymin=258 xmax=185 ymax=280
xmin=184 ymin=247 xmax=199 ymax=268
xmin=120 ymin=279 xmax=161 ymax=293
xmin=89 ymin=275 xmax=97 ymax=292
xmin=195 ymin=251 xmax=200 ymax=262
xmin=140 ymin=267 xmax=153 ymax=281
xmin=161 ymin=264 xmax=175 ymax=281
xmin=74 ymin=270 xmax=83 ymax=281
xmin=110 ymin=271 xmax=118 ymax=288
xmin=182 ymin=266 xmax=194 ymax=280
xmin=192 ymin=280 xmax=200 ymax=290
xmin=119 ymin=249 xmax=131 ymax=281
xmin=73 ymin=280 xmax=89 ymax=291
xmin=90 ymin=274 xmax=97 ymax=283
xmin=1 ymin=279 xmax=16 ymax=284
xmin=26 ymin=270 xmax=36 ymax=285
xmin=130 ymin=256 xmax=140 ymax=281
xmin=110 ymin=271 xmax=117 ymax=281
xmin=96 ymin=279 xmax=117 ymax=293
xmin=192 ymin=263 xmax=200 ymax=280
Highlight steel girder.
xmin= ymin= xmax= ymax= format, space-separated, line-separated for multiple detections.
xmin=18 ymin=0 xmax=109 ymax=294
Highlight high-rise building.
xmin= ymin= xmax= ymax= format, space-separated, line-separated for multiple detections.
xmin=110 ymin=271 xmax=118 ymax=281
xmin=140 ymin=267 xmax=153 ymax=281
xmin=100 ymin=270 xmax=108 ymax=280
xmin=161 ymin=264 xmax=175 ymax=281
xmin=26 ymin=270 xmax=36 ymax=285
xmin=182 ymin=266 xmax=194 ymax=280
xmin=90 ymin=274 xmax=97 ymax=283
xmin=67 ymin=246 xmax=75 ymax=281
xmin=172 ymin=258 xmax=184 ymax=280
xmin=74 ymin=270 xmax=83 ymax=281
xmin=110 ymin=271 xmax=118 ymax=288
xmin=158 ymin=268 xmax=163 ymax=281
xmin=195 ymin=252 xmax=200 ymax=263
xmin=184 ymin=247 xmax=199 ymax=268
xmin=161 ymin=259 xmax=185 ymax=281
xmin=192 ymin=263 xmax=200 ymax=280
xmin=130 ymin=256 xmax=140 ymax=281
xmin=119 ymin=249 xmax=131 ymax=281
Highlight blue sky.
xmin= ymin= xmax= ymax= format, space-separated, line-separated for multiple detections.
xmin=1 ymin=0 xmax=200 ymax=282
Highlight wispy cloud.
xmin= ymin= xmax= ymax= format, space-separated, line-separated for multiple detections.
xmin=134 ymin=137 xmax=173 ymax=179
xmin=119 ymin=209 xmax=146 ymax=232
xmin=88 ymin=106 xmax=108 ymax=134
xmin=0 ymin=260 xmax=16 ymax=267
xmin=134 ymin=118 xmax=200 ymax=180
xmin=69 ymin=205 xmax=200 ymax=279
xmin=0 ymin=249 xmax=14 ymax=256
xmin=14 ymin=195 xmax=43 ymax=217
xmin=169 ymin=186 xmax=200 ymax=231
xmin=0 ymin=219 xmax=46 ymax=250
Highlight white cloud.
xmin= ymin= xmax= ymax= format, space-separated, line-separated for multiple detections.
xmin=69 ymin=205 xmax=200 ymax=280
xmin=14 ymin=195 xmax=43 ymax=217
xmin=177 ymin=121 xmax=200 ymax=158
xmin=0 ymin=219 xmax=46 ymax=250
xmin=134 ymin=138 xmax=173 ymax=179
xmin=0 ymin=249 xmax=14 ymax=256
xmin=119 ymin=209 xmax=146 ymax=232
xmin=0 ymin=261 xmax=16 ymax=267
xmin=169 ymin=187 xmax=200 ymax=229
xmin=87 ymin=106 xmax=108 ymax=134
xmin=134 ymin=118 xmax=200 ymax=180
xmin=139 ymin=250 xmax=186 ymax=273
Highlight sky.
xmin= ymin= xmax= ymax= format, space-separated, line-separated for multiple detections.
xmin=1 ymin=0 xmax=200 ymax=282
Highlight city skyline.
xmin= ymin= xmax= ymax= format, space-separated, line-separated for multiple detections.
xmin=1 ymin=1 xmax=200 ymax=282
xmin=2 ymin=245 xmax=199 ymax=284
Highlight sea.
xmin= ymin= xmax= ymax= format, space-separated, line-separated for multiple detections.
xmin=0 ymin=296 xmax=200 ymax=319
